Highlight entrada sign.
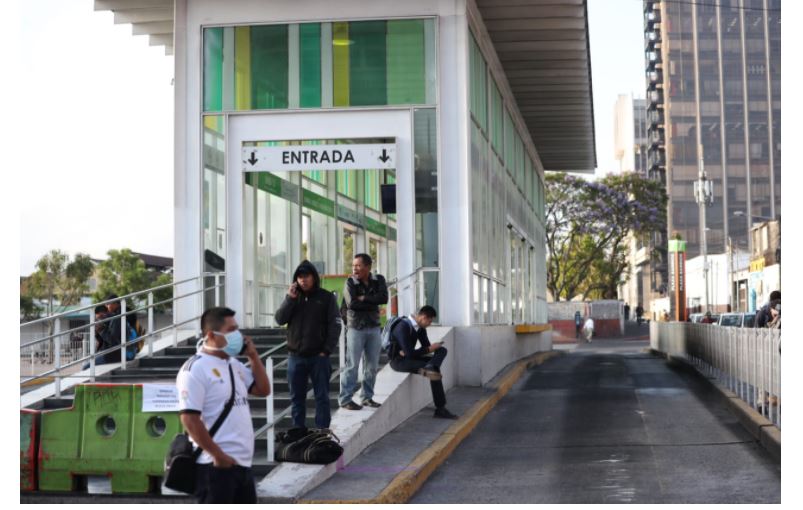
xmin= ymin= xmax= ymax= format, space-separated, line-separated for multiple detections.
xmin=242 ymin=143 xmax=396 ymax=171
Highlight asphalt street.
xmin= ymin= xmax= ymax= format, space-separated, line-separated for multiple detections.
xmin=412 ymin=339 xmax=781 ymax=504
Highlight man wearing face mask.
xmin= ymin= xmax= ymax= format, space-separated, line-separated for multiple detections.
xmin=275 ymin=260 xmax=342 ymax=430
xmin=176 ymin=307 xmax=270 ymax=504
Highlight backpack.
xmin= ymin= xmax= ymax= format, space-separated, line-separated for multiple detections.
xmin=380 ymin=316 xmax=407 ymax=353
xmin=275 ymin=427 xmax=343 ymax=464
xmin=125 ymin=323 xmax=138 ymax=360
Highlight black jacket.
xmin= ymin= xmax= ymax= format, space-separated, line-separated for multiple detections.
xmin=275 ymin=261 xmax=342 ymax=357
xmin=343 ymin=273 xmax=389 ymax=330
xmin=389 ymin=317 xmax=432 ymax=361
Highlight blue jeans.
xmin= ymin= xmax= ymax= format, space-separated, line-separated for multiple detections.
xmin=287 ymin=354 xmax=332 ymax=429
xmin=339 ymin=327 xmax=381 ymax=406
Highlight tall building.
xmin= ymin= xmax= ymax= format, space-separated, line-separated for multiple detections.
xmin=644 ymin=0 xmax=781 ymax=263
xmin=613 ymin=95 xmax=648 ymax=175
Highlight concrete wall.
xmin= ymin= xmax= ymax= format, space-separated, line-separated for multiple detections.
xmin=452 ymin=325 xmax=551 ymax=386
xmin=548 ymin=300 xmax=623 ymax=337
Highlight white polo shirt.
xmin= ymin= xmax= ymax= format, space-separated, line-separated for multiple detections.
xmin=176 ymin=351 xmax=255 ymax=467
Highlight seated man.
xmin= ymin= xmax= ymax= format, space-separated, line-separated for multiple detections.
xmin=388 ymin=306 xmax=457 ymax=419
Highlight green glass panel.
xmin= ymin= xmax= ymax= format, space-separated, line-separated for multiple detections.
xmin=387 ymin=20 xmax=425 ymax=105
xmin=469 ymin=35 xmax=487 ymax=133
xmin=250 ymin=25 xmax=289 ymax=109
xmin=349 ymin=21 xmax=387 ymax=106
xmin=299 ymin=23 xmax=322 ymax=108
xmin=491 ymin=81 xmax=503 ymax=156
xmin=204 ymin=28 xmax=224 ymax=112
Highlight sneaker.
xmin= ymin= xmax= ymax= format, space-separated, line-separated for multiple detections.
xmin=433 ymin=407 xmax=458 ymax=419
xmin=417 ymin=367 xmax=442 ymax=381
xmin=340 ymin=401 xmax=363 ymax=411
xmin=361 ymin=399 xmax=381 ymax=408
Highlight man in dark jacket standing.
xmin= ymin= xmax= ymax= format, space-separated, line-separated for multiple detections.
xmin=339 ymin=254 xmax=388 ymax=410
xmin=275 ymin=261 xmax=341 ymax=430
xmin=389 ymin=306 xmax=457 ymax=419
xmin=755 ymin=290 xmax=780 ymax=328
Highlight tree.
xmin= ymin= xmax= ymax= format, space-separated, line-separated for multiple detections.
xmin=26 ymin=250 xmax=94 ymax=316
xmin=20 ymin=295 xmax=42 ymax=322
xmin=93 ymin=249 xmax=173 ymax=313
xmin=545 ymin=173 xmax=666 ymax=301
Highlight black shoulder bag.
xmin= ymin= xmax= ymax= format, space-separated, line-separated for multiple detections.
xmin=164 ymin=364 xmax=236 ymax=494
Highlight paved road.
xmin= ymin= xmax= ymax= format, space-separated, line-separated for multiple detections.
xmin=412 ymin=339 xmax=781 ymax=504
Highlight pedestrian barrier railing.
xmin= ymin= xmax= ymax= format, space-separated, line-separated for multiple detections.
xmin=19 ymin=273 xmax=225 ymax=400
xmin=651 ymin=322 xmax=781 ymax=428
xmin=33 ymin=384 xmax=183 ymax=493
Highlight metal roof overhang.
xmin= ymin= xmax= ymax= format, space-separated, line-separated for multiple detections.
xmin=475 ymin=0 xmax=596 ymax=173
xmin=94 ymin=0 xmax=596 ymax=172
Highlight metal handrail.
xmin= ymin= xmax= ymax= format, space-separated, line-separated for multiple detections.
xmin=20 ymin=273 xmax=217 ymax=328
xmin=20 ymin=273 xmax=225 ymax=399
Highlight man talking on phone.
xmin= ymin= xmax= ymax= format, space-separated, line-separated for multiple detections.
xmin=275 ymin=260 xmax=341 ymax=430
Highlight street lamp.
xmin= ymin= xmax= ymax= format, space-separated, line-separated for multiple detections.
xmin=693 ymin=151 xmax=714 ymax=314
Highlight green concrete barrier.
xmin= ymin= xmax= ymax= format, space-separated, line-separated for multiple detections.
xmin=21 ymin=409 xmax=40 ymax=492
xmin=38 ymin=384 xmax=183 ymax=493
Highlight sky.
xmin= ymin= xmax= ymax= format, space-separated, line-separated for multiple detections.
xmin=14 ymin=0 xmax=645 ymax=275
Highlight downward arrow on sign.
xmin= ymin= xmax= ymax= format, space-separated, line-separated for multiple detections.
xmin=379 ymin=149 xmax=391 ymax=163
xmin=247 ymin=151 xmax=258 ymax=165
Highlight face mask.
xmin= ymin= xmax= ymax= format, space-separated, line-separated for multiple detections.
xmin=199 ymin=330 xmax=245 ymax=357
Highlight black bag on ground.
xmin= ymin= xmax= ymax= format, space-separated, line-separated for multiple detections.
xmin=164 ymin=364 xmax=236 ymax=494
xmin=275 ymin=427 xmax=343 ymax=464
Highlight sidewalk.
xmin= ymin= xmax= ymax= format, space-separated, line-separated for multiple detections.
xmin=300 ymin=350 xmax=560 ymax=504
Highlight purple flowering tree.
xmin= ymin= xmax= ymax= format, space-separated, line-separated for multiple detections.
xmin=545 ymin=173 xmax=666 ymax=301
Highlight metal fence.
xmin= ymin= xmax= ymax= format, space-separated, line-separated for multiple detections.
xmin=651 ymin=322 xmax=781 ymax=428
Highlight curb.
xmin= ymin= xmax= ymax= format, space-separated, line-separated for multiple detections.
xmin=300 ymin=350 xmax=562 ymax=504
xmin=648 ymin=349 xmax=781 ymax=463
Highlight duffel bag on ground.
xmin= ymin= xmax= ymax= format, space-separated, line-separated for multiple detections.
xmin=275 ymin=427 xmax=343 ymax=464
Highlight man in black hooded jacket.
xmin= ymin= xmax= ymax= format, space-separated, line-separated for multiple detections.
xmin=275 ymin=260 xmax=342 ymax=429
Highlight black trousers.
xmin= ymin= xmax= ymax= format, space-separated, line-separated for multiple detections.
xmin=195 ymin=464 xmax=257 ymax=504
xmin=390 ymin=347 xmax=448 ymax=409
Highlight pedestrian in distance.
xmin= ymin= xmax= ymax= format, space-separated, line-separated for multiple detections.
xmin=388 ymin=306 xmax=458 ymax=419
xmin=700 ymin=311 xmax=716 ymax=324
xmin=583 ymin=316 xmax=595 ymax=342
xmin=82 ymin=305 xmax=113 ymax=369
xmin=274 ymin=260 xmax=342 ymax=430
xmin=176 ymin=307 xmax=271 ymax=504
xmin=624 ymin=303 xmax=631 ymax=322
xmin=339 ymin=254 xmax=388 ymax=410
xmin=635 ymin=303 xmax=644 ymax=325
xmin=754 ymin=290 xmax=780 ymax=328
xmin=574 ymin=310 xmax=583 ymax=339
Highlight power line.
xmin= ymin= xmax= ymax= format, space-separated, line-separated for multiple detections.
xmin=644 ymin=0 xmax=781 ymax=13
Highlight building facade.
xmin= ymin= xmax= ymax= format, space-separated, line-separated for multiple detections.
xmin=613 ymin=95 xmax=648 ymax=175
xmin=644 ymin=0 xmax=780 ymax=261
xmin=94 ymin=0 xmax=595 ymax=379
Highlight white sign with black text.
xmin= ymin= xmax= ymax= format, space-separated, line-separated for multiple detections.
xmin=141 ymin=384 xmax=181 ymax=412
xmin=242 ymin=143 xmax=396 ymax=171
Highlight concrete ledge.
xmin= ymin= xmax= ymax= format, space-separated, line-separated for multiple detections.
xmin=515 ymin=324 xmax=552 ymax=334
xmin=648 ymin=348 xmax=781 ymax=463
xmin=257 ymin=327 xmax=456 ymax=501
xmin=300 ymin=350 xmax=562 ymax=504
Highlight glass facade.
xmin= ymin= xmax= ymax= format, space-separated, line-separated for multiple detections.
xmin=469 ymin=34 xmax=546 ymax=325
xmin=204 ymin=19 xmax=436 ymax=112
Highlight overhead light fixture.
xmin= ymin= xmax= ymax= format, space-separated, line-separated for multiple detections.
xmin=333 ymin=39 xmax=354 ymax=46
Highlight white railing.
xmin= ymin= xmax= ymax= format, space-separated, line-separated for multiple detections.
xmin=20 ymin=273 xmax=225 ymax=399
xmin=651 ymin=322 xmax=781 ymax=428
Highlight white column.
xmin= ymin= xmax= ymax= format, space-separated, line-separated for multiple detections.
xmin=437 ymin=7 xmax=471 ymax=326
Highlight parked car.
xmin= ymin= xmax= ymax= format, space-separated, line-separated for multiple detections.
xmin=717 ymin=312 xmax=757 ymax=328
xmin=689 ymin=313 xmax=703 ymax=323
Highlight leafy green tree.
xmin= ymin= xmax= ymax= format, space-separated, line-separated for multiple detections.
xmin=26 ymin=250 xmax=94 ymax=316
xmin=545 ymin=173 xmax=666 ymax=301
xmin=20 ymin=295 xmax=42 ymax=322
xmin=93 ymin=249 xmax=173 ymax=313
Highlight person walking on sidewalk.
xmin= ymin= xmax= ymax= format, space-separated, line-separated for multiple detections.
xmin=275 ymin=260 xmax=341 ymax=430
xmin=339 ymin=254 xmax=388 ymax=410
xmin=574 ymin=311 xmax=583 ymax=339
xmin=389 ymin=306 xmax=457 ymax=419
xmin=583 ymin=316 xmax=595 ymax=342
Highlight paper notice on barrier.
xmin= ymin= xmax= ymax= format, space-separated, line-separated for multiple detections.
xmin=142 ymin=384 xmax=180 ymax=412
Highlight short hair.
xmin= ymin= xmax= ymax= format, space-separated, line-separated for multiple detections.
xmin=94 ymin=305 xmax=107 ymax=315
xmin=417 ymin=305 xmax=437 ymax=319
xmin=353 ymin=253 xmax=372 ymax=267
xmin=769 ymin=290 xmax=780 ymax=301
xmin=201 ymin=307 xmax=236 ymax=334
